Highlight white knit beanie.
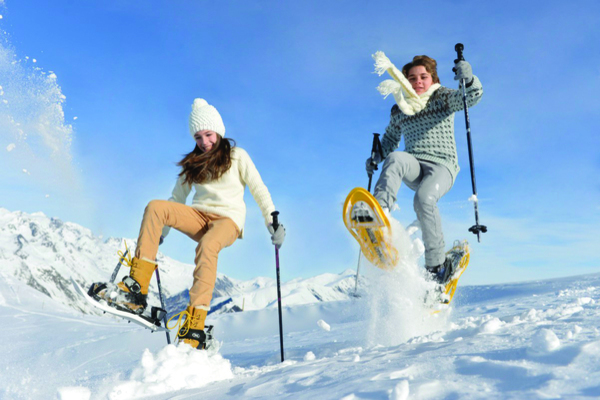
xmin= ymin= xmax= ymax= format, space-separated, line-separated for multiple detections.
xmin=188 ymin=98 xmax=225 ymax=138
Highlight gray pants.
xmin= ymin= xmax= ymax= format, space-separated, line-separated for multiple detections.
xmin=373 ymin=152 xmax=453 ymax=267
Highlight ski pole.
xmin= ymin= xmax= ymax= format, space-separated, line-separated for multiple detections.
xmin=353 ymin=250 xmax=362 ymax=296
xmin=367 ymin=133 xmax=383 ymax=192
xmin=356 ymin=133 xmax=384 ymax=295
xmin=271 ymin=211 xmax=285 ymax=362
xmin=454 ymin=43 xmax=487 ymax=242
xmin=110 ymin=248 xmax=128 ymax=283
xmin=154 ymin=267 xmax=171 ymax=344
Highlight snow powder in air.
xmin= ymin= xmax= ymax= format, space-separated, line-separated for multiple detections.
xmin=363 ymin=214 xmax=446 ymax=347
xmin=0 ymin=33 xmax=78 ymax=200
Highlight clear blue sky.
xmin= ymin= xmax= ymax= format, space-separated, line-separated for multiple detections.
xmin=1 ymin=0 xmax=599 ymax=285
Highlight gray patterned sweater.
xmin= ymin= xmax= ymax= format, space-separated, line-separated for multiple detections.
xmin=380 ymin=76 xmax=483 ymax=183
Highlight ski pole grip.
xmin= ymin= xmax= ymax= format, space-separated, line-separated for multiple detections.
xmin=371 ymin=133 xmax=380 ymax=156
xmin=370 ymin=133 xmax=381 ymax=169
xmin=271 ymin=211 xmax=280 ymax=231
xmin=455 ymin=43 xmax=465 ymax=62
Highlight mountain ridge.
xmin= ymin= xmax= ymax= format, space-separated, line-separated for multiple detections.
xmin=0 ymin=208 xmax=360 ymax=315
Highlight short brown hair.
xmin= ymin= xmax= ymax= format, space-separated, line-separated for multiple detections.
xmin=402 ymin=55 xmax=440 ymax=84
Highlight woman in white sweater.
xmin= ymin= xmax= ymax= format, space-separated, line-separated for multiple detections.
xmin=93 ymin=98 xmax=285 ymax=350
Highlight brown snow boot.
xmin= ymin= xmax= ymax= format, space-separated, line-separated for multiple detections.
xmin=175 ymin=305 xmax=208 ymax=350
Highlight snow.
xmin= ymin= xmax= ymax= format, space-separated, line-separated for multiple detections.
xmin=57 ymin=387 xmax=91 ymax=400
xmin=3 ymin=257 xmax=600 ymax=399
xmin=109 ymin=345 xmax=234 ymax=399
xmin=317 ymin=319 xmax=331 ymax=331
xmin=2 ymin=209 xmax=600 ymax=398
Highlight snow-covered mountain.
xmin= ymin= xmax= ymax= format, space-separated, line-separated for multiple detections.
xmin=0 ymin=208 xmax=360 ymax=316
xmin=172 ymin=269 xmax=362 ymax=315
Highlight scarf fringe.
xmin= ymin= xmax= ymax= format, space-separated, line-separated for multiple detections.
xmin=376 ymin=79 xmax=402 ymax=98
xmin=372 ymin=51 xmax=394 ymax=76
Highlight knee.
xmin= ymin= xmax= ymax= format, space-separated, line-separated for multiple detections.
xmin=413 ymin=191 xmax=437 ymax=211
xmin=195 ymin=241 xmax=221 ymax=260
xmin=145 ymin=199 xmax=166 ymax=216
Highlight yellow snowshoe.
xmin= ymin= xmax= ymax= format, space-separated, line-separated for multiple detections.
xmin=343 ymin=187 xmax=399 ymax=270
xmin=440 ymin=240 xmax=471 ymax=305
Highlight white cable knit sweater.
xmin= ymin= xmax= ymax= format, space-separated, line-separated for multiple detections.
xmin=162 ymin=147 xmax=275 ymax=239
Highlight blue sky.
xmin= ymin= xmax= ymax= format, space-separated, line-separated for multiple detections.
xmin=1 ymin=0 xmax=599 ymax=285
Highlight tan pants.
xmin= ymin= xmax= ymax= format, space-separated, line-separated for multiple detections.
xmin=136 ymin=200 xmax=239 ymax=308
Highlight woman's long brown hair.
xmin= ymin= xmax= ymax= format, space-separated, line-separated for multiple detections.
xmin=177 ymin=136 xmax=236 ymax=185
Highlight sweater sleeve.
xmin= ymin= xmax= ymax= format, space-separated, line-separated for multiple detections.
xmin=169 ymin=174 xmax=193 ymax=204
xmin=446 ymin=75 xmax=484 ymax=113
xmin=237 ymin=149 xmax=276 ymax=227
xmin=161 ymin=174 xmax=192 ymax=238
xmin=380 ymin=105 xmax=402 ymax=160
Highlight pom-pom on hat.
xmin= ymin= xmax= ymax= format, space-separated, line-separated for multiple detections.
xmin=189 ymin=98 xmax=225 ymax=138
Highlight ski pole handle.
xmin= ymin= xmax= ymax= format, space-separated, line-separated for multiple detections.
xmin=271 ymin=211 xmax=280 ymax=231
xmin=453 ymin=43 xmax=466 ymax=75
xmin=370 ymin=133 xmax=381 ymax=171
xmin=455 ymin=43 xmax=465 ymax=62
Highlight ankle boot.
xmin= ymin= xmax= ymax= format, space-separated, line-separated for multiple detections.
xmin=117 ymin=257 xmax=157 ymax=295
xmin=176 ymin=305 xmax=208 ymax=350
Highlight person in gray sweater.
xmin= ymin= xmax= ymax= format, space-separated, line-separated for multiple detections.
xmin=361 ymin=52 xmax=483 ymax=283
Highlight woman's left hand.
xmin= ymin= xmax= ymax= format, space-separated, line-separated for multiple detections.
xmin=268 ymin=223 xmax=286 ymax=249
xmin=453 ymin=61 xmax=473 ymax=83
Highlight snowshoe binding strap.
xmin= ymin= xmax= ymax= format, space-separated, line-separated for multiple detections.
xmin=426 ymin=260 xmax=453 ymax=285
xmin=122 ymin=275 xmax=142 ymax=294
xmin=88 ymin=282 xmax=107 ymax=299
xmin=177 ymin=328 xmax=207 ymax=349
xmin=120 ymin=276 xmax=148 ymax=308
xmin=150 ymin=306 xmax=167 ymax=322
xmin=351 ymin=201 xmax=375 ymax=223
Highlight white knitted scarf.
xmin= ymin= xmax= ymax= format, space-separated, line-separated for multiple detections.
xmin=372 ymin=51 xmax=441 ymax=116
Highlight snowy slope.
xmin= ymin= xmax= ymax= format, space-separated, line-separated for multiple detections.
xmin=0 ymin=208 xmax=360 ymax=317
xmin=2 ymin=265 xmax=600 ymax=399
